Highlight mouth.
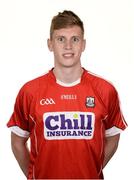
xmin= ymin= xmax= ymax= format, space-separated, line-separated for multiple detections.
xmin=62 ymin=53 xmax=74 ymax=58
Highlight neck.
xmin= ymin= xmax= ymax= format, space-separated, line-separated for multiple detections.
xmin=53 ymin=66 xmax=84 ymax=84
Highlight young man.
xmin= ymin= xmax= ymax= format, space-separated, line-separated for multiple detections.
xmin=7 ymin=10 xmax=127 ymax=179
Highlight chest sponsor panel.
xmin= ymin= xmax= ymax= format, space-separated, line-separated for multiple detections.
xmin=43 ymin=111 xmax=95 ymax=140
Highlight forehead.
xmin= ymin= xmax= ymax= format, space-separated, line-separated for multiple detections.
xmin=52 ymin=26 xmax=83 ymax=37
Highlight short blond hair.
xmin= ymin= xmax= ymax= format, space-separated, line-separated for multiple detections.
xmin=50 ymin=10 xmax=84 ymax=39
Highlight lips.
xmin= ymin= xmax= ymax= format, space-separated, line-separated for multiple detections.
xmin=62 ymin=53 xmax=74 ymax=58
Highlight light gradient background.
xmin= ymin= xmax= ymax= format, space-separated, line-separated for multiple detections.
xmin=0 ymin=0 xmax=133 ymax=179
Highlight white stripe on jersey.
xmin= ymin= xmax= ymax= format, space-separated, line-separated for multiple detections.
xmin=29 ymin=114 xmax=39 ymax=155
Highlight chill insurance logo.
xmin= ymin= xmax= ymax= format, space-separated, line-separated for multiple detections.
xmin=43 ymin=111 xmax=95 ymax=140
xmin=43 ymin=112 xmax=95 ymax=140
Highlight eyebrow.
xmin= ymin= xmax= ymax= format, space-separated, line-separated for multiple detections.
xmin=55 ymin=35 xmax=82 ymax=38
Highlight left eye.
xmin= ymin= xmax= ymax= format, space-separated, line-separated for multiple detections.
xmin=72 ymin=37 xmax=79 ymax=42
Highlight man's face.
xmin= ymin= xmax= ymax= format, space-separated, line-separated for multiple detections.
xmin=48 ymin=26 xmax=86 ymax=68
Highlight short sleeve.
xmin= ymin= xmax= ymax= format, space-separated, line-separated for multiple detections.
xmin=7 ymin=85 xmax=32 ymax=138
xmin=105 ymin=87 xmax=127 ymax=137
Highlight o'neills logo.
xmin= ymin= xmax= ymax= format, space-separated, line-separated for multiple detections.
xmin=43 ymin=112 xmax=95 ymax=140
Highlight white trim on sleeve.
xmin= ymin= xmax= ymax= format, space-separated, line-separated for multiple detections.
xmin=9 ymin=126 xmax=30 ymax=138
xmin=105 ymin=126 xmax=123 ymax=137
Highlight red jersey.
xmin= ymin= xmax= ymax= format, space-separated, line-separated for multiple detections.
xmin=7 ymin=68 xmax=127 ymax=179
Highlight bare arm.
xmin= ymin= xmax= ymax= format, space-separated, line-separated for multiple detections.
xmin=103 ymin=134 xmax=120 ymax=168
xmin=11 ymin=132 xmax=30 ymax=177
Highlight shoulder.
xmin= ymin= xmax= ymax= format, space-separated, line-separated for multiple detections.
xmin=84 ymin=70 xmax=120 ymax=111
xmin=85 ymin=70 xmax=118 ymax=97
xmin=19 ymin=71 xmax=50 ymax=96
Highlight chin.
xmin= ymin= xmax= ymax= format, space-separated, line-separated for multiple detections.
xmin=55 ymin=58 xmax=80 ymax=68
xmin=61 ymin=62 xmax=79 ymax=68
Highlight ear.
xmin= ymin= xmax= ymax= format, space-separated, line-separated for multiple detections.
xmin=47 ymin=39 xmax=53 ymax=52
xmin=82 ymin=39 xmax=86 ymax=52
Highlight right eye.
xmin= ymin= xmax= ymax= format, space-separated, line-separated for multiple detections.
xmin=57 ymin=37 xmax=65 ymax=42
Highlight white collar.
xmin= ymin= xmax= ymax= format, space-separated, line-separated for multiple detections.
xmin=56 ymin=78 xmax=81 ymax=87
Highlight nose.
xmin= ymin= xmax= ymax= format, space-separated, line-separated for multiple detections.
xmin=64 ymin=40 xmax=72 ymax=50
